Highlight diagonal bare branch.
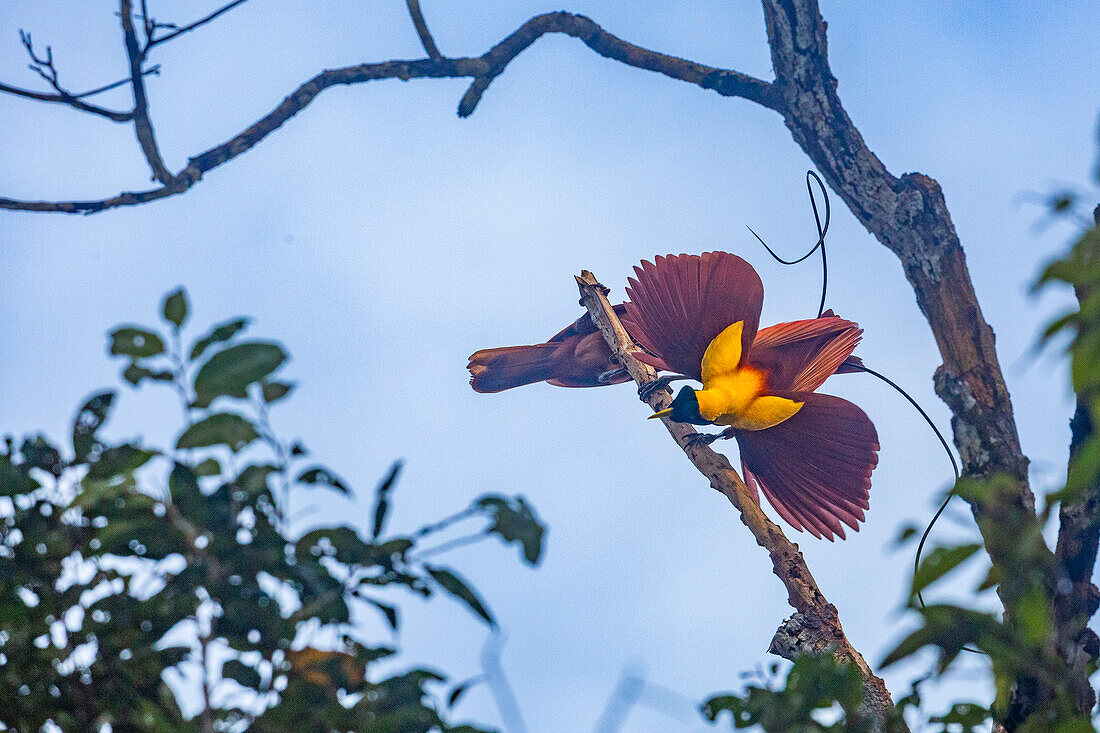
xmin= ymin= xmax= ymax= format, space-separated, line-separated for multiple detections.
xmin=1 ymin=12 xmax=775 ymax=214
xmin=575 ymin=270 xmax=902 ymax=730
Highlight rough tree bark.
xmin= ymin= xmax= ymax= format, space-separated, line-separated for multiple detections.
xmin=756 ymin=2 xmax=1092 ymax=725
xmin=576 ymin=271 xmax=901 ymax=731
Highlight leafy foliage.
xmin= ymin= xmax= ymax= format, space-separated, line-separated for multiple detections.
xmin=702 ymin=655 xmax=903 ymax=732
xmin=0 ymin=289 xmax=547 ymax=732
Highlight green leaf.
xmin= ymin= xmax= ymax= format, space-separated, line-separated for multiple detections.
xmin=426 ymin=565 xmax=495 ymax=627
xmin=85 ymin=444 xmax=156 ymax=480
xmin=881 ymin=605 xmax=1006 ymax=672
xmin=701 ymin=694 xmax=748 ymax=724
xmin=297 ymin=466 xmax=350 ymax=495
xmin=162 ymin=288 xmax=189 ymax=328
xmin=122 ymin=362 xmax=175 ymax=387
xmin=261 ymin=380 xmax=295 ymax=404
xmin=109 ymin=326 xmax=165 ymax=358
xmin=193 ymin=341 xmax=286 ymax=407
xmin=1061 ymin=433 xmax=1100 ymax=503
xmin=233 ymin=464 xmax=278 ymax=501
xmin=21 ymin=435 xmax=64 ymax=477
xmin=297 ymin=526 xmax=377 ymax=566
xmin=176 ymin=413 xmax=259 ymax=453
xmin=222 ymin=659 xmax=262 ymax=689
xmin=446 ymin=676 xmax=485 ymax=708
xmin=1014 ymin=585 xmax=1052 ymax=645
xmin=364 ymin=597 xmax=399 ymax=630
xmin=476 ymin=494 xmax=546 ymax=565
xmin=892 ymin=524 xmax=918 ymax=548
xmin=372 ymin=461 xmax=402 ymax=538
xmin=929 ymin=702 xmax=990 ymax=731
xmin=188 ymin=317 xmax=250 ymax=361
xmin=911 ymin=543 xmax=982 ymax=596
xmin=193 ymin=458 xmax=222 ymax=477
xmin=72 ymin=390 xmax=115 ymax=462
xmin=169 ymin=462 xmax=206 ymax=519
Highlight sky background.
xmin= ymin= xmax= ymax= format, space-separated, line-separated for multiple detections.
xmin=1 ymin=1 xmax=1098 ymax=730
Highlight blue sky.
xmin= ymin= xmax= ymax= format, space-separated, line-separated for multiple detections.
xmin=1 ymin=2 xmax=1097 ymax=730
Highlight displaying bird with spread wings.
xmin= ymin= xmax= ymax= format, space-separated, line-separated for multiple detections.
xmin=467 ymin=251 xmax=878 ymax=541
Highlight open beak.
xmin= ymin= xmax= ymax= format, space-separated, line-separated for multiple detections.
xmin=648 ymin=408 xmax=673 ymax=420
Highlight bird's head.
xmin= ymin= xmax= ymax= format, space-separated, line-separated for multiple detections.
xmin=648 ymin=385 xmax=709 ymax=425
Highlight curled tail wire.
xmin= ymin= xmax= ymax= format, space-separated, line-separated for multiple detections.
xmin=747 ymin=169 xmax=831 ymax=317
xmin=751 ymin=171 xmax=979 ymax=652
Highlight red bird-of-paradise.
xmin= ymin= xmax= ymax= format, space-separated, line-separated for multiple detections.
xmin=468 ymin=252 xmax=878 ymax=541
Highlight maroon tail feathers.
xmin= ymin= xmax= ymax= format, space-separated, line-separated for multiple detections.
xmin=736 ymin=393 xmax=879 ymax=541
xmin=467 ymin=345 xmax=562 ymax=393
xmin=622 ymin=252 xmax=764 ymax=380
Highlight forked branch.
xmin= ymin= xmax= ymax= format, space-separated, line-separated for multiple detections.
xmin=0 ymin=11 xmax=775 ymax=214
xmin=575 ymin=270 xmax=901 ymax=729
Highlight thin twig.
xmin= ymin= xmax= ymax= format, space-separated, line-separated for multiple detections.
xmin=75 ymin=66 xmax=160 ymax=98
xmin=594 ymin=667 xmax=645 ymax=733
xmin=145 ymin=0 xmax=251 ymax=50
xmin=413 ymin=532 xmax=486 ymax=560
xmin=0 ymin=80 xmax=134 ymax=121
xmin=574 ymin=269 xmax=902 ymax=730
xmin=0 ymin=30 xmax=137 ymax=121
xmin=406 ymin=0 xmax=442 ymax=59
xmin=480 ymin=633 xmax=527 ymax=733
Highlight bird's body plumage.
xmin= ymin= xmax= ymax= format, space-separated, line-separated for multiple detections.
xmin=468 ymin=251 xmax=879 ymax=540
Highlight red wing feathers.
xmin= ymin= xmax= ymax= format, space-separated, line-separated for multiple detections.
xmin=734 ymin=393 xmax=878 ymax=541
xmin=749 ymin=316 xmax=862 ymax=393
xmin=622 ymin=252 xmax=763 ymax=380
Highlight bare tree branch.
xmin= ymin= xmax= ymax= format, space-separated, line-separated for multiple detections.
xmin=1 ymin=12 xmax=774 ymax=214
xmin=119 ymin=0 xmax=174 ymax=185
xmin=0 ymin=30 xmax=137 ymax=122
xmin=144 ymin=0 xmax=250 ymax=51
xmin=406 ymin=0 xmax=442 ymax=60
xmin=457 ymin=12 xmax=778 ymax=117
xmin=73 ymin=66 xmax=160 ymax=99
xmin=0 ymin=79 xmax=135 ymax=122
xmin=575 ymin=270 xmax=903 ymax=731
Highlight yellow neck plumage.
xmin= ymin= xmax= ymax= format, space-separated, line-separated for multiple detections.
xmin=695 ymin=321 xmax=803 ymax=431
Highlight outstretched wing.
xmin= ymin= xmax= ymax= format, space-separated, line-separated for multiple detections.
xmin=735 ymin=393 xmax=878 ymax=541
xmin=749 ymin=315 xmax=862 ymax=392
xmin=622 ymin=252 xmax=764 ymax=380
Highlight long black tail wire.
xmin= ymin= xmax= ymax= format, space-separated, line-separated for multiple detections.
xmin=750 ymin=171 xmax=979 ymax=653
